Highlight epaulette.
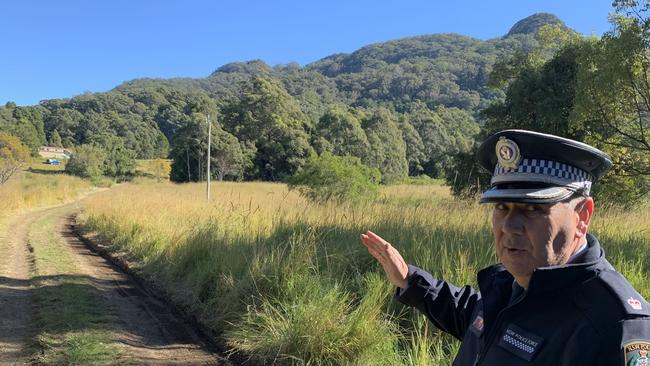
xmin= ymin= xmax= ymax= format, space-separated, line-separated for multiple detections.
xmin=597 ymin=270 xmax=650 ymax=318
xmin=571 ymin=269 xmax=650 ymax=337
xmin=572 ymin=275 xmax=624 ymax=331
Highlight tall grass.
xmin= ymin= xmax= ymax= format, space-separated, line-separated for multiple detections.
xmin=78 ymin=181 xmax=649 ymax=365
xmin=135 ymin=159 xmax=171 ymax=181
xmin=0 ymin=170 xmax=91 ymax=215
xmin=590 ymin=203 xmax=650 ymax=296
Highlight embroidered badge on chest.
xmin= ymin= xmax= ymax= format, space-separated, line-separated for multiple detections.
xmin=625 ymin=341 xmax=650 ymax=366
xmin=498 ymin=324 xmax=544 ymax=362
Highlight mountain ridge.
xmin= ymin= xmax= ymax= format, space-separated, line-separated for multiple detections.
xmin=119 ymin=12 xmax=567 ymax=92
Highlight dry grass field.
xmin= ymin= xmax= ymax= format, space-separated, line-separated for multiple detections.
xmin=0 ymin=160 xmax=92 ymax=216
xmin=77 ymin=180 xmax=650 ymax=365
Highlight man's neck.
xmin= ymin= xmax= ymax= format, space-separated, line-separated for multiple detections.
xmin=514 ymin=276 xmax=530 ymax=290
xmin=567 ymin=237 xmax=589 ymax=263
xmin=514 ymin=237 xmax=590 ymax=290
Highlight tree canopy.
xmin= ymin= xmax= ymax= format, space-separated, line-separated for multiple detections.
xmin=447 ymin=4 xmax=650 ymax=204
xmin=9 ymin=12 xmax=638 ymax=194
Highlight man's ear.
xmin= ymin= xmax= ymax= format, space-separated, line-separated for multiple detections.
xmin=575 ymin=197 xmax=594 ymax=239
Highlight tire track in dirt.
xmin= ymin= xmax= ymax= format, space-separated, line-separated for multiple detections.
xmin=1 ymin=201 xmax=232 ymax=365
xmin=55 ymin=207 xmax=230 ymax=365
xmin=0 ymin=209 xmax=43 ymax=365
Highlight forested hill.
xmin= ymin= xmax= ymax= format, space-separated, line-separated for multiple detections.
xmin=119 ymin=12 xmax=566 ymax=113
xmin=0 ymin=13 xmax=568 ymax=182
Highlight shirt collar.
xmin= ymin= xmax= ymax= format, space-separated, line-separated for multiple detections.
xmin=524 ymin=233 xmax=606 ymax=295
xmin=478 ymin=233 xmax=608 ymax=297
xmin=567 ymin=237 xmax=589 ymax=264
xmin=506 ymin=237 xmax=589 ymax=303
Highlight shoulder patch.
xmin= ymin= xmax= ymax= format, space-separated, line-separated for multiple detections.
xmin=469 ymin=310 xmax=484 ymax=336
xmin=599 ymin=270 xmax=650 ymax=317
xmin=624 ymin=341 xmax=650 ymax=366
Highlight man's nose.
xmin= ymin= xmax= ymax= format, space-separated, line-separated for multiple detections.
xmin=502 ymin=209 xmax=525 ymax=235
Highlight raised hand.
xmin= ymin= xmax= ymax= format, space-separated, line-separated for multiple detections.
xmin=360 ymin=230 xmax=409 ymax=289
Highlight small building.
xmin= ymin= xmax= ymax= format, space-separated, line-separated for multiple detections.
xmin=39 ymin=146 xmax=72 ymax=159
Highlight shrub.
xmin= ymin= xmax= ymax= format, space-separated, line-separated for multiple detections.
xmin=287 ymin=152 xmax=381 ymax=202
xmin=400 ymin=175 xmax=444 ymax=186
xmin=65 ymin=145 xmax=105 ymax=179
xmin=88 ymin=134 xmax=136 ymax=178
xmin=0 ymin=132 xmax=31 ymax=184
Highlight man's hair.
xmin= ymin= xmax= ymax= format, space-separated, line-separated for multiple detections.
xmin=560 ymin=190 xmax=589 ymax=208
xmin=561 ymin=190 xmax=589 ymax=210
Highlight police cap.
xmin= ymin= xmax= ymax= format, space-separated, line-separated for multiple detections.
xmin=477 ymin=129 xmax=613 ymax=204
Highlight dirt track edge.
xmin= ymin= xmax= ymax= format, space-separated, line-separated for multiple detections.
xmin=69 ymin=214 xmax=247 ymax=366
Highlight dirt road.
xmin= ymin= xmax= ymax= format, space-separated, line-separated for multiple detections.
xmin=0 ymin=210 xmax=38 ymax=365
xmin=0 ymin=202 xmax=230 ymax=365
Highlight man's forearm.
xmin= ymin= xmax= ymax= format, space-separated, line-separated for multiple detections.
xmin=396 ymin=265 xmax=481 ymax=340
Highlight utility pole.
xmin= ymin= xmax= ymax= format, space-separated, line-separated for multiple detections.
xmin=206 ymin=113 xmax=211 ymax=202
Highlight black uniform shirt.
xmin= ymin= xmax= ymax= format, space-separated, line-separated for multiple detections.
xmin=396 ymin=234 xmax=650 ymax=365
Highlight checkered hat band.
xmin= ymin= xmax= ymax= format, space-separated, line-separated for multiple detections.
xmin=492 ymin=158 xmax=593 ymax=186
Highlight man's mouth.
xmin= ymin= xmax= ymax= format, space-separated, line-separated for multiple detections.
xmin=505 ymin=246 xmax=527 ymax=254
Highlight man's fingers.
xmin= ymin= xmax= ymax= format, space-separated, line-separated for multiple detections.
xmin=362 ymin=232 xmax=403 ymax=266
xmin=366 ymin=231 xmax=389 ymax=246
xmin=364 ymin=231 xmax=392 ymax=253
xmin=360 ymin=233 xmax=382 ymax=252
xmin=361 ymin=231 xmax=408 ymax=288
xmin=360 ymin=234 xmax=385 ymax=262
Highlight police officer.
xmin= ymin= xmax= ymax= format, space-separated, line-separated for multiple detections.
xmin=360 ymin=129 xmax=650 ymax=365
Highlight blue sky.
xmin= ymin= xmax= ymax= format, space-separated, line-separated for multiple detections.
xmin=1 ymin=0 xmax=614 ymax=106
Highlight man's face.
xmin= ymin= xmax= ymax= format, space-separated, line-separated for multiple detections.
xmin=491 ymin=199 xmax=586 ymax=282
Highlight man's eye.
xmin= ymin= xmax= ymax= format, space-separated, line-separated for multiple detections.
xmin=523 ymin=205 xmax=547 ymax=216
xmin=495 ymin=203 xmax=507 ymax=210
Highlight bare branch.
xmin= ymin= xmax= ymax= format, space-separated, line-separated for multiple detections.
xmin=625 ymin=65 xmax=650 ymax=145
xmin=594 ymin=97 xmax=650 ymax=150
xmin=0 ymin=162 xmax=22 ymax=185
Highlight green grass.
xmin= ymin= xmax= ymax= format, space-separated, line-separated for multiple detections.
xmin=591 ymin=203 xmax=650 ymax=297
xmin=77 ymin=182 xmax=650 ymax=365
xmin=398 ymin=175 xmax=445 ymax=186
xmin=77 ymin=183 xmax=488 ymax=365
xmin=27 ymin=156 xmax=68 ymax=171
xmin=27 ymin=207 xmax=126 ymax=365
